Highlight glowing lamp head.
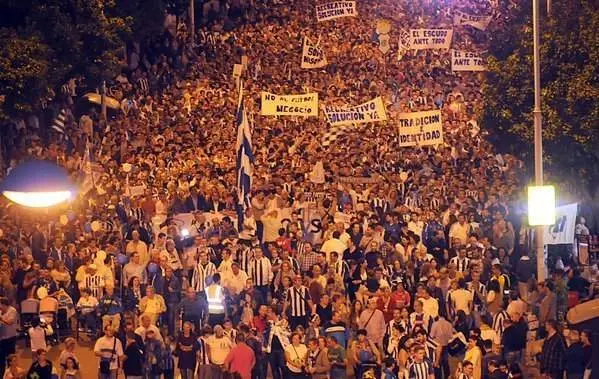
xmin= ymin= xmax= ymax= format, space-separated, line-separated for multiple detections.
xmin=181 ymin=228 xmax=190 ymax=237
xmin=528 ymin=185 xmax=556 ymax=226
xmin=1 ymin=160 xmax=75 ymax=208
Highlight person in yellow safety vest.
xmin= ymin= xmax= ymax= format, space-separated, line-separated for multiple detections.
xmin=206 ymin=273 xmax=227 ymax=326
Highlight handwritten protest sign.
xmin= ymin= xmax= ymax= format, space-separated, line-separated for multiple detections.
xmin=261 ymin=92 xmax=319 ymax=117
xmin=324 ymin=97 xmax=387 ymax=126
xmin=453 ymin=10 xmax=492 ymax=30
xmin=407 ymin=29 xmax=453 ymax=50
xmin=316 ymin=1 xmax=358 ymax=22
xmin=301 ymin=37 xmax=328 ymax=69
xmin=398 ymin=110 xmax=444 ymax=147
xmin=451 ymin=50 xmax=487 ymax=72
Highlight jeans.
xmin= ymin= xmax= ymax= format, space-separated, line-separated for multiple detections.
xmin=252 ymin=357 xmax=267 ymax=379
xmin=255 ymin=286 xmax=270 ymax=306
xmin=180 ymin=368 xmax=195 ymax=379
xmin=98 ymin=370 xmax=117 ymax=379
xmin=166 ymin=303 xmax=178 ymax=336
xmin=268 ymin=350 xmax=286 ymax=379
xmin=0 ymin=337 xmax=17 ymax=379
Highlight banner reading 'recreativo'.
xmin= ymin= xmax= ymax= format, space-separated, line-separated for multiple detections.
xmin=261 ymin=92 xmax=319 ymax=117
xmin=451 ymin=50 xmax=487 ymax=71
xmin=301 ymin=37 xmax=328 ymax=69
xmin=408 ymin=29 xmax=453 ymax=50
xmin=316 ymin=1 xmax=357 ymax=22
xmin=324 ymin=97 xmax=387 ymax=126
xmin=453 ymin=10 xmax=492 ymax=30
xmin=398 ymin=110 xmax=444 ymax=147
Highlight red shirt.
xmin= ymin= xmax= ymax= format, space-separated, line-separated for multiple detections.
xmin=224 ymin=343 xmax=255 ymax=379
xmin=377 ymin=296 xmax=399 ymax=323
xmin=391 ymin=289 xmax=411 ymax=308
xmin=252 ymin=315 xmax=268 ymax=335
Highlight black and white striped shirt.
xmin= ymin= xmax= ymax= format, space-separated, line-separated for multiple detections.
xmin=286 ymin=286 xmax=311 ymax=317
xmin=466 ymin=281 xmax=487 ymax=312
xmin=251 ymin=257 xmax=272 ymax=287
xmin=408 ymin=358 xmax=434 ymax=379
xmin=196 ymin=337 xmax=210 ymax=365
xmin=449 ymin=257 xmax=471 ymax=273
xmin=137 ymin=78 xmax=149 ymax=94
xmin=237 ymin=247 xmax=254 ymax=275
xmin=493 ymin=310 xmax=510 ymax=340
xmin=191 ymin=262 xmax=217 ymax=292
xmin=84 ymin=274 xmax=105 ymax=299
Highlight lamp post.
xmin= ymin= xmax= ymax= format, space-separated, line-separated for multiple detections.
xmin=532 ymin=0 xmax=546 ymax=281
xmin=0 ymin=160 xmax=75 ymax=208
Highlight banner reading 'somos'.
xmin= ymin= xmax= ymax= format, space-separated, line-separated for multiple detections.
xmin=398 ymin=110 xmax=444 ymax=147
xmin=408 ymin=29 xmax=453 ymax=50
xmin=261 ymin=92 xmax=319 ymax=117
xmin=451 ymin=50 xmax=487 ymax=71
xmin=316 ymin=1 xmax=357 ymax=22
xmin=301 ymin=37 xmax=328 ymax=69
xmin=325 ymin=97 xmax=387 ymax=126
xmin=453 ymin=10 xmax=492 ymax=31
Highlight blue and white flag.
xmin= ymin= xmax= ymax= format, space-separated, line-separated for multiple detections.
xmin=236 ymin=82 xmax=255 ymax=231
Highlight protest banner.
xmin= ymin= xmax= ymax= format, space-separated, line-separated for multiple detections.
xmin=451 ymin=50 xmax=487 ymax=71
xmin=261 ymin=92 xmax=319 ymax=117
xmin=544 ymin=203 xmax=578 ymax=245
xmin=301 ymin=37 xmax=328 ymax=69
xmin=398 ymin=110 xmax=444 ymax=147
xmin=316 ymin=1 xmax=358 ymax=22
xmin=453 ymin=10 xmax=492 ymax=30
xmin=324 ymin=97 xmax=387 ymax=126
xmin=129 ymin=185 xmax=146 ymax=197
xmin=407 ymin=29 xmax=453 ymax=50
xmin=337 ymin=176 xmax=381 ymax=184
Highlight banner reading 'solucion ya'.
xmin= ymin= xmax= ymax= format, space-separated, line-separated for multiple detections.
xmin=324 ymin=97 xmax=387 ymax=126
xmin=316 ymin=1 xmax=357 ymax=22
xmin=451 ymin=50 xmax=487 ymax=71
xmin=398 ymin=110 xmax=444 ymax=147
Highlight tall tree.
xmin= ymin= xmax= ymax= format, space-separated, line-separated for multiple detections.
xmin=0 ymin=30 xmax=51 ymax=120
xmin=482 ymin=0 xmax=599 ymax=194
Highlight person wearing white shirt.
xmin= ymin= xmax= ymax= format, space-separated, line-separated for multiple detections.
xmin=450 ymin=279 xmax=473 ymax=316
xmin=321 ymin=231 xmax=347 ymax=262
xmin=222 ymin=263 xmax=248 ymax=296
xmin=93 ymin=325 xmax=124 ymax=375
xmin=417 ymin=286 xmax=439 ymax=319
xmin=449 ymin=215 xmax=471 ymax=247
xmin=408 ymin=212 xmax=425 ymax=240
xmin=206 ymin=325 xmax=233 ymax=368
xmin=218 ymin=249 xmax=234 ymax=278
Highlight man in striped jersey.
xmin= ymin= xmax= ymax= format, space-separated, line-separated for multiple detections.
xmin=191 ymin=251 xmax=217 ymax=323
xmin=408 ymin=344 xmax=435 ymax=379
xmin=250 ymin=249 xmax=273 ymax=306
xmin=450 ymin=247 xmax=471 ymax=274
xmin=282 ymin=275 xmax=314 ymax=330
xmin=414 ymin=328 xmax=441 ymax=371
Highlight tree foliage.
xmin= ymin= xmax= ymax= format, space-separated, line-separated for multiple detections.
xmin=0 ymin=0 xmax=132 ymax=119
xmin=0 ymin=29 xmax=51 ymax=116
xmin=482 ymin=0 xmax=599 ymax=193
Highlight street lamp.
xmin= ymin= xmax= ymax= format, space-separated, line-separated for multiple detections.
xmin=0 ymin=160 xmax=75 ymax=208
xmin=528 ymin=185 xmax=555 ymax=282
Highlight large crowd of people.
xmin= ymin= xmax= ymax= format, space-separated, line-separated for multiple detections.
xmin=0 ymin=0 xmax=596 ymax=378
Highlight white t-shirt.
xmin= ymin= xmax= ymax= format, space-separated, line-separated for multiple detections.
xmin=285 ymin=343 xmax=308 ymax=373
xmin=206 ymin=335 xmax=233 ymax=365
xmin=93 ymin=336 xmax=124 ymax=370
xmin=452 ymin=289 xmax=473 ymax=315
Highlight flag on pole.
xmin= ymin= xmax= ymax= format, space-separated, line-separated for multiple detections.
xmin=51 ymin=108 xmax=67 ymax=134
xmin=236 ymin=81 xmax=255 ymax=231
